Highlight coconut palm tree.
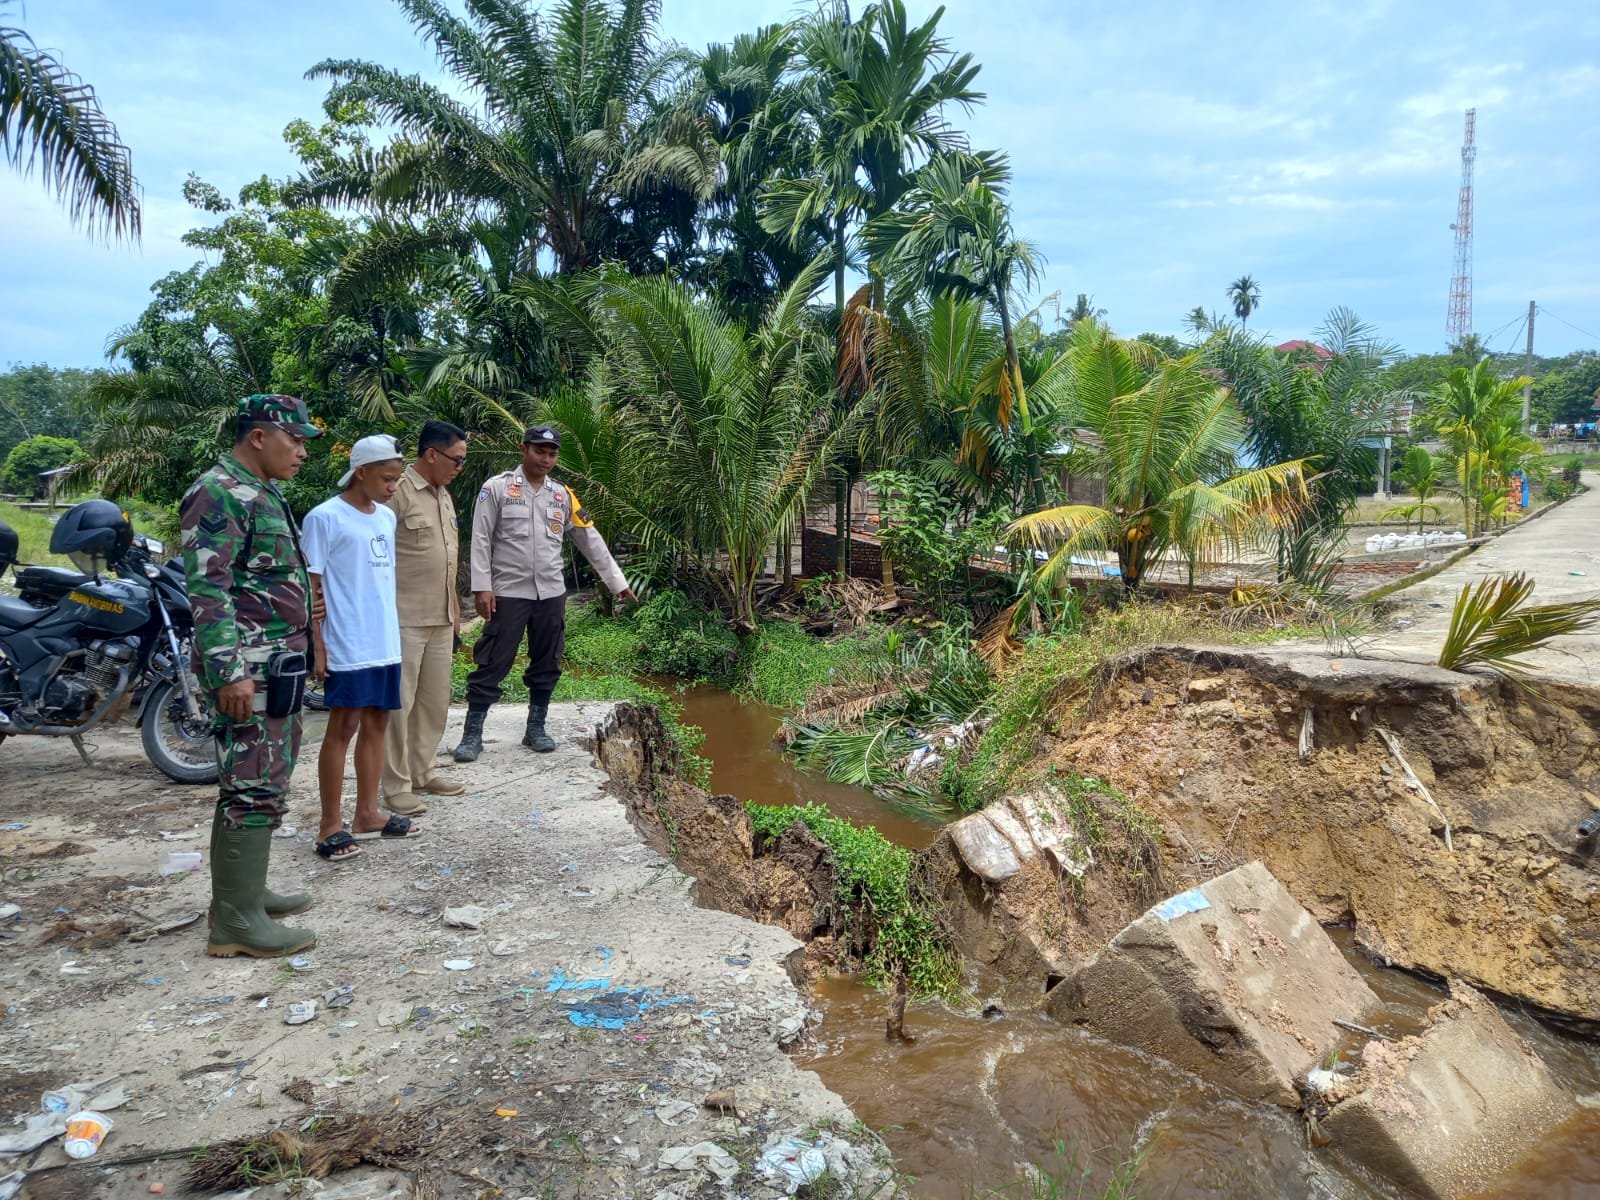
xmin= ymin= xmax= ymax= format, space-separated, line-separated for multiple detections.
xmin=1009 ymin=321 xmax=1309 ymax=593
xmin=1 ymin=11 xmax=139 ymax=239
xmin=1227 ymin=275 xmax=1262 ymax=325
xmin=563 ymin=259 xmax=863 ymax=634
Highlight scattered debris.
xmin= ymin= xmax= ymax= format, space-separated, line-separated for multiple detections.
xmin=758 ymin=1137 xmax=828 ymax=1192
xmin=441 ymin=905 xmax=485 ymax=929
xmin=285 ymin=1001 xmax=317 ymax=1026
xmin=658 ymin=1140 xmax=739 ymax=1183
xmin=323 ymin=985 xmax=355 ymax=1009
xmin=183 ymin=1113 xmax=429 ymax=1191
xmin=158 ymin=851 xmax=203 ymax=877
xmin=442 ymin=958 xmax=474 ymax=971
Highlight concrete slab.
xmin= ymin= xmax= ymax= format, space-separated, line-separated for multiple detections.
xmin=1339 ymin=471 xmax=1600 ymax=684
xmin=1323 ymin=983 xmax=1574 ymax=1199
xmin=1044 ymin=861 xmax=1381 ymax=1105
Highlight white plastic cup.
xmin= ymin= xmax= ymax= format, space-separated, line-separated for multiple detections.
xmin=158 ymin=851 xmax=202 ymax=877
xmin=62 ymin=1110 xmax=111 ymax=1159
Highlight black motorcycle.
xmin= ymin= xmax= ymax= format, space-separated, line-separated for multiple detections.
xmin=0 ymin=500 xmax=218 ymax=784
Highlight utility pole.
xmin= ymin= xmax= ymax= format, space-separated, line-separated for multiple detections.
xmin=1522 ymin=300 xmax=1535 ymax=432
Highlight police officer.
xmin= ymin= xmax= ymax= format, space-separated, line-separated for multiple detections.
xmin=182 ymin=394 xmax=320 ymax=958
xmin=452 ymin=425 xmax=634 ymax=761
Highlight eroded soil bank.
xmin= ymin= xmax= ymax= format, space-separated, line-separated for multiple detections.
xmin=939 ymin=645 xmax=1600 ymax=1025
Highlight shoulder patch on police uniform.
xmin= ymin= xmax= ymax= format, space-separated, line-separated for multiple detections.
xmin=566 ymin=486 xmax=594 ymax=528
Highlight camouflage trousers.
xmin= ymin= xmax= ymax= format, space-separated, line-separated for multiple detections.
xmin=211 ymin=700 xmax=303 ymax=830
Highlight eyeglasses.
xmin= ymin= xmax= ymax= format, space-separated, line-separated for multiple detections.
xmin=431 ymin=450 xmax=467 ymax=468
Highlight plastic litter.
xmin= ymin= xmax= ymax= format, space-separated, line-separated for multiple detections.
xmin=0 ymin=903 xmax=18 ymax=920
xmin=758 ymin=1138 xmax=828 ymax=1192
xmin=323 ymin=985 xmax=355 ymax=1009
xmin=562 ymin=987 xmax=692 ymax=1030
xmin=158 ymin=851 xmax=203 ymax=877
xmin=443 ymin=958 xmax=475 ymax=971
xmin=285 ymin=1000 xmax=318 ymax=1026
xmin=652 ymin=1099 xmax=696 ymax=1126
xmin=1 ymin=822 xmax=26 ymax=831
xmin=59 ymin=961 xmax=91 ymax=975
xmin=658 ymin=1141 xmax=739 ymax=1183
xmin=288 ymin=955 xmax=316 ymax=972
xmin=62 ymin=1110 xmax=112 ymax=1159
xmin=1 ymin=1169 xmax=27 ymax=1200
xmin=275 ymin=826 xmax=297 ymax=839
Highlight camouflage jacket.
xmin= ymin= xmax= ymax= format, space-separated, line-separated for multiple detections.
xmin=181 ymin=453 xmax=312 ymax=690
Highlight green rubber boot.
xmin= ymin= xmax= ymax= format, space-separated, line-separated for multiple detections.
xmin=207 ymin=824 xmax=317 ymax=958
xmin=207 ymin=810 xmax=310 ymax=924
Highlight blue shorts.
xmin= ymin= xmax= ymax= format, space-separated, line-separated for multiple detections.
xmin=323 ymin=662 xmax=402 ymax=711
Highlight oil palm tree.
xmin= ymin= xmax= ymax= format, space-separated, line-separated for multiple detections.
xmin=1 ymin=10 xmax=139 ymax=239
xmin=1388 ymin=445 xmax=1445 ymax=532
xmin=301 ymin=0 xmax=714 ymax=279
xmin=1009 ymin=321 xmax=1309 ymax=593
xmin=1227 ymin=275 xmax=1262 ymax=325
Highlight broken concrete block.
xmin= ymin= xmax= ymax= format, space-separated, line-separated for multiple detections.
xmin=948 ymin=810 xmax=1024 ymax=882
xmin=1323 ymin=983 xmax=1573 ymax=1199
xmin=1044 ymin=861 xmax=1380 ymax=1105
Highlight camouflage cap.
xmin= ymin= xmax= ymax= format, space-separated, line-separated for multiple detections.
xmin=238 ymin=393 xmax=321 ymax=438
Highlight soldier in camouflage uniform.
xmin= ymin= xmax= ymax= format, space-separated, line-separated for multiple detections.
xmin=182 ymin=394 xmax=321 ymax=958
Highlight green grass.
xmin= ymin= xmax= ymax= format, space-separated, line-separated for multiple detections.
xmin=746 ymin=801 xmax=961 ymax=999
xmin=741 ymin=620 xmax=891 ymax=710
xmin=0 ymin=500 xmax=68 ymax=567
xmin=973 ymin=1139 xmax=1146 ymax=1199
xmin=946 ymin=602 xmax=1227 ymax=811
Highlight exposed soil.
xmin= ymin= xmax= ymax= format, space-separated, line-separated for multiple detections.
xmin=928 ymin=645 xmax=1600 ymax=1027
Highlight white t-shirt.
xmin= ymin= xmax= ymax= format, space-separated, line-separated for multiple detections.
xmin=302 ymin=496 xmax=401 ymax=672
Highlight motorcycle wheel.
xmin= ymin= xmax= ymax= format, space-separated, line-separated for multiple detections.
xmin=141 ymin=679 xmax=219 ymax=785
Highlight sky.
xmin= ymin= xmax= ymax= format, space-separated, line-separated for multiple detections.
xmin=4 ymin=0 xmax=1599 ymax=370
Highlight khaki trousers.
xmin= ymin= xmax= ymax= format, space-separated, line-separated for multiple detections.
xmin=382 ymin=623 xmax=454 ymax=798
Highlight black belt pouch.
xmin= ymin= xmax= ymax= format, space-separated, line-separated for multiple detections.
xmin=265 ymin=650 xmax=308 ymax=718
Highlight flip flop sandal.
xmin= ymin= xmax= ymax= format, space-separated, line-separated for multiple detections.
xmin=315 ymin=830 xmax=362 ymax=861
xmin=352 ymin=814 xmax=421 ymax=840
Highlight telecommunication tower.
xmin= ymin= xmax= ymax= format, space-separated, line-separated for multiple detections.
xmin=1446 ymin=108 xmax=1476 ymax=344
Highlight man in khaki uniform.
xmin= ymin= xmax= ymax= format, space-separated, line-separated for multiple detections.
xmin=452 ymin=425 xmax=633 ymax=761
xmin=381 ymin=420 xmax=469 ymax=815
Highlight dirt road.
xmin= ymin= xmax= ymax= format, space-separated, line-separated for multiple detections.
xmin=0 ymin=704 xmax=892 ymax=1198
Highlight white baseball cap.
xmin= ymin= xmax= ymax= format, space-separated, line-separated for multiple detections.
xmin=338 ymin=434 xmax=403 ymax=487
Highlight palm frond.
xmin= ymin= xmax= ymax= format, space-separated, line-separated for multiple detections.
xmin=1 ymin=23 xmax=140 ymax=239
xmin=1437 ymin=573 xmax=1600 ymax=676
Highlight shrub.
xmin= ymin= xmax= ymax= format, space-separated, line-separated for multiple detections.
xmin=2 ymin=435 xmax=80 ymax=497
xmin=632 ymin=589 xmax=741 ymax=682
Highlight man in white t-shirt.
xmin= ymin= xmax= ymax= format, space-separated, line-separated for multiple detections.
xmin=302 ymin=435 xmax=420 ymax=862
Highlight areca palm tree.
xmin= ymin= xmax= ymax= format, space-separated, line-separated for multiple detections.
xmin=1009 ymin=322 xmax=1309 ymax=593
xmin=1431 ymin=361 xmax=1534 ymax=537
xmin=302 ymin=0 xmax=714 ymax=280
xmin=1 ymin=11 xmax=139 ymax=239
xmin=867 ymin=151 xmax=1045 ymax=506
xmin=1227 ymin=275 xmax=1262 ymax=325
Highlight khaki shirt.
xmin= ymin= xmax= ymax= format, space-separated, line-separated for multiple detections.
xmin=386 ymin=465 xmax=460 ymax=626
xmin=469 ymin=470 xmax=627 ymax=600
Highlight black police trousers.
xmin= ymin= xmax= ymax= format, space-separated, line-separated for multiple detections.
xmin=463 ymin=594 xmax=565 ymax=710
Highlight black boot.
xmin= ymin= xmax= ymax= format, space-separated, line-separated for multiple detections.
xmin=522 ymin=694 xmax=556 ymax=753
xmin=453 ymin=708 xmax=488 ymax=762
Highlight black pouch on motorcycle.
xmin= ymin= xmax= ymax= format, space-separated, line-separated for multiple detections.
xmin=265 ymin=650 xmax=307 ymax=718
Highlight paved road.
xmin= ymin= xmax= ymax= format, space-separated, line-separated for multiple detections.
xmin=1357 ymin=473 xmax=1600 ymax=682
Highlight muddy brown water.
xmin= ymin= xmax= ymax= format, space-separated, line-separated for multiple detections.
xmin=678 ymin=687 xmax=1600 ymax=1198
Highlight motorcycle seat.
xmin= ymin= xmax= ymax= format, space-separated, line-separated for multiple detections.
xmin=0 ymin=593 xmax=50 ymax=628
xmin=13 ymin=565 xmax=91 ymax=601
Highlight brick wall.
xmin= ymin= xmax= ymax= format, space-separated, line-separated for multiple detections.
xmin=801 ymin=526 xmax=884 ymax=580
